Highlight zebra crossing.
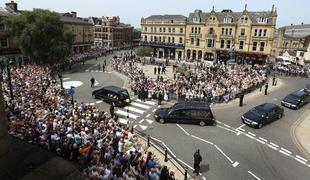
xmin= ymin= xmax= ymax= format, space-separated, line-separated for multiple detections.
xmin=115 ymin=99 xmax=156 ymax=130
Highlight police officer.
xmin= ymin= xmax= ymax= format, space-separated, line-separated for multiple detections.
xmin=265 ymin=82 xmax=269 ymax=95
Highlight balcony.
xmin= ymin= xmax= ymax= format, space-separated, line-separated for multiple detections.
xmin=141 ymin=41 xmax=184 ymax=49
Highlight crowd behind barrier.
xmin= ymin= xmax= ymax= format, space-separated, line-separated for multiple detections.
xmin=112 ymin=54 xmax=267 ymax=104
xmin=272 ymin=63 xmax=310 ymax=77
xmin=2 ymin=65 xmax=177 ymax=180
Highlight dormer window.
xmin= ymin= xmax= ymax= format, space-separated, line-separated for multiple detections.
xmin=193 ymin=17 xmax=201 ymax=23
xmin=209 ymin=16 xmax=216 ymax=24
xmin=224 ymin=17 xmax=232 ymax=23
xmin=257 ymin=17 xmax=268 ymax=24
xmin=241 ymin=17 xmax=248 ymax=24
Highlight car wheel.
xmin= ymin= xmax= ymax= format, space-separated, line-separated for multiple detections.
xmin=199 ymin=121 xmax=206 ymax=126
xmin=278 ymin=113 xmax=283 ymax=119
xmin=258 ymin=123 xmax=263 ymax=129
xmin=159 ymin=118 xmax=165 ymax=124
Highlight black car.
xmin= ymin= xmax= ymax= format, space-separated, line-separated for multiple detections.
xmin=304 ymin=84 xmax=310 ymax=94
xmin=281 ymin=91 xmax=310 ymax=109
xmin=154 ymin=102 xmax=215 ymax=126
xmin=241 ymin=103 xmax=284 ymax=129
xmin=92 ymin=86 xmax=130 ymax=107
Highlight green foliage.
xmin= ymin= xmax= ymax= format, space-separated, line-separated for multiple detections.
xmin=136 ymin=46 xmax=153 ymax=57
xmin=5 ymin=9 xmax=74 ymax=65
xmin=176 ymin=64 xmax=192 ymax=78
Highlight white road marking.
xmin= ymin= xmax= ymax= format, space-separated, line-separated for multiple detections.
xmin=146 ymin=114 xmax=151 ymax=118
xmin=133 ymin=125 xmax=137 ymax=128
xmin=270 ymin=142 xmax=279 ymax=148
xmin=245 ymin=133 xmax=255 ymax=139
xmin=191 ymin=135 xmax=214 ymax=145
xmin=216 ymin=125 xmax=237 ymax=134
xmin=248 ymin=132 xmax=256 ymax=137
xmin=115 ymin=109 xmax=139 ymax=119
xmin=62 ymin=78 xmax=71 ymax=81
xmin=139 ymin=125 xmax=148 ymax=130
xmin=149 ymin=136 xmax=162 ymax=143
xmin=145 ymin=119 xmax=154 ymax=124
xmin=152 ymin=109 xmax=156 ymax=112
xmin=256 ymin=139 xmax=266 ymax=145
xmin=232 ymin=161 xmax=239 ymax=167
xmin=238 ymin=128 xmax=245 ymax=132
xmin=268 ymin=144 xmax=278 ymax=150
xmin=118 ymin=118 xmax=131 ymax=125
xmin=95 ymin=100 xmax=103 ymax=104
xmin=214 ymin=144 xmax=234 ymax=164
xmin=63 ymin=81 xmax=83 ymax=89
xmin=94 ymin=80 xmax=99 ymax=86
xmin=258 ymin=137 xmax=268 ymax=142
xmin=215 ymin=120 xmax=224 ymax=124
xmin=236 ymin=132 xmax=241 ymax=136
xmin=202 ymin=177 xmax=207 ymax=180
xmin=248 ymin=170 xmax=261 ymax=180
xmin=162 ymin=143 xmax=176 ymax=158
xmin=295 ymin=157 xmax=307 ymax=165
xmin=131 ymin=102 xmax=151 ymax=109
xmin=176 ymin=124 xmax=190 ymax=136
xmin=90 ymin=103 xmax=95 ymax=106
xmin=124 ymin=106 xmax=145 ymax=114
xmin=138 ymin=119 xmax=144 ymax=123
xmin=280 ymin=148 xmax=292 ymax=155
xmin=223 ymin=124 xmax=231 ymax=128
xmin=136 ymin=99 xmax=156 ymax=105
xmin=177 ymin=158 xmax=194 ymax=171
xmin=296 ymin=155 xmax=308 ymax=162
xmin=279 ymin=150 xmax=291 ymax=156
xmin=237 ymin=124 xmax=246 ymax=129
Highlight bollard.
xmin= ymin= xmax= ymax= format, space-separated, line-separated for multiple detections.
xmin=164 ymin=148 xmax=168 ymax=162
xmin=147 ymin=135 xmax=150 ymax=147
xmin=184 ymin=167 xmax=188 ymax=180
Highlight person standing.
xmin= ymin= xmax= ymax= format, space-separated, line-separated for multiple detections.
xmin=110 ymin=103 xmax=115 ymax=118
xmin=239 ymin=91 xmax=244 ymax=107
xmin=193 ymin=149 xmax=202 ymax=176
xmin=272 ymin=75 xmax=276 ymax=86
xmin=158 ymin=91 xmax=163 ymax=105
xmin=102 ymin=64 xmax=105 ymax=72
xmin=265 ymin=82 xmax=269 ymax=95
xmin=154 ymin=66 xmax=157 ymax=75
xmin=90 ymin=77 xmax=95 ymax=88
xmin=158 ymin=66 xmax=161 ymax=75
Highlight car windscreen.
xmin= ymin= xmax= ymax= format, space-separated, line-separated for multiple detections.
xmin=286 ymin=94 xmax=300 ymax=100
xmin=120 ymin=90 xmax=129 ymax=98
xmin=251 ymin=108 xmax=266 ymax=117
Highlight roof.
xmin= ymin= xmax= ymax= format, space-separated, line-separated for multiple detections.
xmin=142 ymin=15 xmax=187 ymax=23
xmin=90 ymin=16 xmax=102 ymax=25
xmin=255 ymin=103 xmax=277 ymax=112
xmin=173 ymin=102 xmax=210 ymax=110
xmin=103 ymin=86 xmax=127 ymax=93
xmin=290 ymin=91 xmax=305 ymax=97
xmin=0 ymin=6 xmax=19 ymax=16
xmin=282 ymin=24 xmax=310 ymax=38
xmin=60 ymin=13 xmax=92 ymax=25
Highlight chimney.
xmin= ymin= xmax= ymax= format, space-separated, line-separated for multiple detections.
xmin=245 ymin=4 xmax=248 ymax=11
xmin=272 ymin=4 xmax=275 ymax=12
xmin=71 ymin=11 xmax=77 ymax=18
xmin=5 ymin=1 xmax=18 ymax=12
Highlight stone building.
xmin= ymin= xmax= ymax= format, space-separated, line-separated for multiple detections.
xmin=88 ymin=16 xmax=133 ymax=49
xmin=60 ymin=12 xmax=94 ymax=53
xmin=140 ymin=15 xmax=187 ymax=60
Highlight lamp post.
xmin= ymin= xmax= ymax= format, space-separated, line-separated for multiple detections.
xmin=6 ymin=58 xmax=13 ymax=101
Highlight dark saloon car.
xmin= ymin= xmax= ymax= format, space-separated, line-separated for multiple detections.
xmin=304 ymin=84 xmax=310 ymax=94
xmin=154 ymin=102 xmax=215 ymax=126
xmin=241 ymin=103 xmax=284 ymax=129
xmin=281 ymin=91 xmax=310 ymax=109
xmin=92 ymin=86 xmax=130 ymax=107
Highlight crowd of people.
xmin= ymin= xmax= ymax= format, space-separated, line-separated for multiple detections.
xmin=272 ymin=63 xmax=310 ymax=77
xmin=67 ymin=47 xmax=108 ymax=64
xmin=112 ymin=54 xmax=267 ymax=103
xmin=2 ymin=65 xmax=176 ymax=180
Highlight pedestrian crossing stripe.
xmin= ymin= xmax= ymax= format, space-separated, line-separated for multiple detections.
xmin=131 ymin=102 xmax=151 ymax=109
xmin=146 ymin=119 xmax=154 ymax=124
xmin=124 ymin=106 xmax=145 ymax=114
xmin=118 ymin=118 xmax=132 ymax=125
xmin=139 ymin=125 xmax=148 ymax=131
xmin=136 ymin=99 xmax=156 ymax=105
xmin=115 ymin=109 xmax=139 ymax=119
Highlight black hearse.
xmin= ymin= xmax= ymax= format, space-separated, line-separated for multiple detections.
xmin=281 ymin=91 xmax=310 ymax=109
xmin=92 ymin=86 xmax=130 ymax=107
xmin=154 ymin=102 xmax=215 ymax=126
xmin=242 ymin=103 xmax=284 ymax=129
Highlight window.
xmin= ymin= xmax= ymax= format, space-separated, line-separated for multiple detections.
xmin=171 ymin=20 xmax=174 ymax=23
xmin=207 ymin=39 xmax=214 ymax=47
xmin=221 ymin=28 xmax=224 ymax=35
xmin=144 ymin=36 xmax=147 ymax=41
xmin=260 ymin=42 xmax=265 ymax=51
xmin=195 ymin=27 xmax=197 ymax=34
xmin=229 ymin=28 xmax=232 ymax=35
xmin=168 ymin=37 xmax=171 ymax=43
xmin=259 ymin=29 xmax=262 ymax=37
xmin=180 ymin=28 xmax=183 ymax=33
xmin=190 ymin=110 xmax=211 ymax=119
xmin=254 ymin=29 xmax=258 ymax=36
xmin=198 ymin=27 xmax=201 ymax=34
xmin=172 ymin=28 xmax=175 ymax=33
xmin=192 ymin=27 xmax=194 ymax=33
xmin=172 ymin=37 xmax=175 ymax=43
xmin=191 ymin=38 xmax=194 ymax=45
xmin=220 ymin=40 xmax=225 ymax=48
xmin=154 ymin=27 xmax=157 ymax=33
xmin=151 ymin=27 xmax=153 ymax=33
xmin=209 ymin=28 xmax=214 ymax=35
xmin=159 ymin=36 xmax=162 ymax=42
xmin=163 ymin=36 xmax=166 ymax=42
xmin=226 ymin=40 xmax=231 ymax=49
xmin=253 ymin=42 xmax=257 ymax=51
xmin=239 ymin=41 xmax=244 ymax=50
xmin=224 ymin=17 xmax=232 ymax=23
xmin=179 ymin=37 xmax=183 ymax=44
xmin=169 ymin=28 xmax=171 ymax=33
xmin=163 ymin=28 xmax=166 ymax=32
xmin=225 ymin=28 xmax=228 ymax=35
xmin=196 ymin=38 xmax=200 ymax=46
xmin=263 ymin=29 xmax=267 ymax=36
xmin=159 ymin=27 xmax=162 ymax=32
xmin=144 ymin=27 xmax=147 ymax=32
xmin=154 ymin=36 xmax=157 ymax=42
xmin=240 ymin=28 xmax=245 ymax=36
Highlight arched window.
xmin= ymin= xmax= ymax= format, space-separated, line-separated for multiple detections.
xmin=209 ymin=28 xmax=214 ymax=34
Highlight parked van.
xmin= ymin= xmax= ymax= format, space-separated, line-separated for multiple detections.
xmin=154 ymin=102 xmax=215 ymax=126
xmin=92 ymin=86 xmax=130 ymax=107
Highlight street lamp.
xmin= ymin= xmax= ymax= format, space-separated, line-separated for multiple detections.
xmin=4 ymin=57 xmax=13 ymax=101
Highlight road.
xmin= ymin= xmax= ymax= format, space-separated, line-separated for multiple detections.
xmin=68 ymin=52 xmax=310 ymax=180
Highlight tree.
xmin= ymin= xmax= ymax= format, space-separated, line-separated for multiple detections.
xmin=136 ymin=46 xmax=153 ymax=57
xmin=5 ymin=9 xmax=74 ymax=65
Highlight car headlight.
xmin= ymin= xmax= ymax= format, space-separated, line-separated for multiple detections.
xmin=281 ymin=101 xmax=285 ymax=103
xmin=291 ymin=104 xmax=296 ymax=107
xmin=241 ymin=116 xmax=244 ymax=119
xmin=251 ymin=121 xmax=258 ymax=125
xmin=154 ymin=115 xmax=158 ymax=118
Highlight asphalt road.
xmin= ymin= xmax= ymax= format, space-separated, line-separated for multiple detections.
xmin=67 ymin=51 xmax=310 ymax=180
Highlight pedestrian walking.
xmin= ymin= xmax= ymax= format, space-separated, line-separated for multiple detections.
xmin=272 ymin=75 xmax=276 ymax=86
xmin=102 ymin=64 xmax=105 ymax=72
xmin=90 ymin=77 xmax=95 ymax=88
xmin=193 ymin=149 xmax=202 ymax=176
xmin=110 ymin=103 xmax=115 ymax=118
xmin=98 ymin=63 xmax=101 ymax=71
xmin=158 ymin=91 xmax=163 ymax=105
xmin=265 ymin=82 xmax=269 ymax=95
xmin=158 ymin=66 xmax=161 ymax=75
xmin=154 ymin=67 xmax=157 ymax=75
xmin=162 ymin=66 xmax=166 ymax=74
xmin=239 ymin=91 xmax=244 ymax=107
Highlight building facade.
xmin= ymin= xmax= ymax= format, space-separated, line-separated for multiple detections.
xmin=141 ymin=5 xmax=277 ymax=64
xmin=140 ymin=15 xmax=187 ymax=60
xmin=88 ymin=16 xmax=133 ymax=49
xmin=0 ymin=1 xmax=23 ymax=63
xmin=60 ymin=12 xmax=94 ymax=53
